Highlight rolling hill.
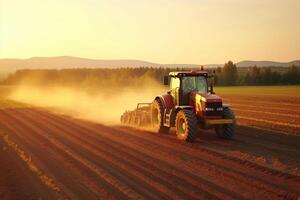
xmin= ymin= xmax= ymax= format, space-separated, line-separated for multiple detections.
xmin=0 ymin=56 xmax=299 ymax=73
xmin=236 ymin=60 xmax=300 ymax=67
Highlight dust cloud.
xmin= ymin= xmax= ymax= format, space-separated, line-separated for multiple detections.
xmin=9 ymin=80 xmax=165 ymax=125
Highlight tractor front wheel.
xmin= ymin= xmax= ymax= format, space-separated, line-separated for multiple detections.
xmin=175 ymin=109 xmax=198 ymax=142
xmin=215 ymin=107 xmax=236 ymax=139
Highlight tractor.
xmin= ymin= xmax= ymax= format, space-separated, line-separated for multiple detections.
xmin=121 ymin=69 xmax=236 ymax=142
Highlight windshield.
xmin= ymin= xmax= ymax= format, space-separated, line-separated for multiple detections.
xmin=181 ymin=76 xmax=207 ymax=94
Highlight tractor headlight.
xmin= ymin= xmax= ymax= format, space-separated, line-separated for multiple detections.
xmin=205 ymin=107 xmax=214 ymax=111
xmin=216 ymin=107 xmax=223 ymax=111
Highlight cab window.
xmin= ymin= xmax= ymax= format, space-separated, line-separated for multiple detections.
xmin=182 ymin=76 xmax=207 ymax=94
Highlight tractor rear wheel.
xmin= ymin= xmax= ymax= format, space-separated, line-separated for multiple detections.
xmin=215 ymin=107 xmax=236 ymax=139
xmin=151 ymin=99 xmax=169 ymax=133
xmin=175 ymin=109 xmax=198 ymax=142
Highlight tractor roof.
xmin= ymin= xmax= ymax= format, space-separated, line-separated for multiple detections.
xmin=169 ymin=70 xmax=209 ymax=77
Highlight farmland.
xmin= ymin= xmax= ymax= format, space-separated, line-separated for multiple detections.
xmin=216 ymin=86 xmax=300 ymax=135
xmin=2 ymin=0 xmax=300 ymax=198
xmin=0 ymin=85 xmax=300 ymax=199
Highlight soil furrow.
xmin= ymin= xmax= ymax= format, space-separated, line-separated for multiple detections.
xmin=1 ymin=108 xmax=299 ymax=200
xmin=27 ymin=108 xmax=231 ymax=200
xmin=18 ymin=109 xmax=180 ymax=200
xmin=0 ymin=110 xmax=132 ymax=200
xmin=34 ymin=109 xmax=298 ymax=200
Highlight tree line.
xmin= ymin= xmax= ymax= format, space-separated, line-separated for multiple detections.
xmin=1 ymin=61 xmax=300 ymax=87
xmin=213 ymin=61 xmax=300 ymax=86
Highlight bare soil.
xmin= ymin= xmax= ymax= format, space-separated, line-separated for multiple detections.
xmin=0 ymin=134 xmax=57 ymax=200
xmin=0 ymin=108 xmax=299 ymax=200
xmin=222 ymin=95 xmax=300 ymax=135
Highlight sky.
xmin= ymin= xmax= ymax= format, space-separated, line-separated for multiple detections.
xmin=0 ymin=0 xmax=299 ymax=64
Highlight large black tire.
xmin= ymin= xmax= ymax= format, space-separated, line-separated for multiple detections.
xmin=215 ymin=107 xmax=236 ymax=139
xmin=151 ymin=99 xmax=169 ymax=133
xmin=175 ymin=109 xmax=198 ymax=142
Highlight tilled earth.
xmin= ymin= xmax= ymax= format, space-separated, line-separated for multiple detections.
xmin=222 ymin=95 xmax=300 ymax=135
xmin=0 ymin=105 xmax=299 ymax=200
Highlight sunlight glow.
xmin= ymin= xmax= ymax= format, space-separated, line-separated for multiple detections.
xmin=1 ymin=0 xmax=299 ymax=63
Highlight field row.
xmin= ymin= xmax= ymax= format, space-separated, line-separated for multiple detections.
xmin=222 ymin=97 xmax=300 ymax=135
xmin=0 ymin=108 xmax=299 ymax=199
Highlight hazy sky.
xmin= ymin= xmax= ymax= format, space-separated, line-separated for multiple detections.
xmin=1 ymin=0 xmax=299 ymax=64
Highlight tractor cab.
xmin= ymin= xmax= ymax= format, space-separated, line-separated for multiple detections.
xmin=164 ymin=71 xmax=211 ymax=106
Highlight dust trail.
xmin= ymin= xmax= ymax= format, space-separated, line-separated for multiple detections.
xmin=9 ymin=83 xmax=165 ymax=124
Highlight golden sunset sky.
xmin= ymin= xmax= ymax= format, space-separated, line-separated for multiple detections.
xmin=0 ymin=0 xmax=299 ymax=64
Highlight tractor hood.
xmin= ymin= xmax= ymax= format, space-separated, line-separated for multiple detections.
xmin=191 ymin=92 xmax=223 ymax=118
xmin=199 ymin=93 xmax=222 ymax=102
xmin=191 ymin=92 xmax=222 ymax=103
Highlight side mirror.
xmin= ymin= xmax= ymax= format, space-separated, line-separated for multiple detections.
xmin=163 ymin=76 xmax=169 ymax=85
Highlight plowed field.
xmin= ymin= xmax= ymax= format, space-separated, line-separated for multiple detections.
xmin=221 ymin=94 xmax=300 ymax=135
xmin=0 ymin=107 xmax=299 ymax=200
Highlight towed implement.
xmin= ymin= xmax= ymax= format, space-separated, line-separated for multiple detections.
xmin=121 ymin=103 xmax=151 ymax=127
xmin=121 ymin=69 xmax=236 ymax=142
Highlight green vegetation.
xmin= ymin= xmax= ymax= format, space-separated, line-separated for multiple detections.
xmin=214 ymin=62 xmax=300 ymax=86
xmin=215 ymin=61 xmax=238 ymax=86
xmin=215 ymin=85 xmax=300 ymax=97
xmin=1 ymin=61 xmax=300 ymax=88
xmin=2 ymin=68 xmax=168 ymax=89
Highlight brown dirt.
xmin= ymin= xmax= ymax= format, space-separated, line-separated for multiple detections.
xmin=221 ymin=95 xmax=300 ymax=135
xmin=0 ymin=133 xmax=58 ymax=200
xmin=0 ymin=108 xmax=299 ymax=200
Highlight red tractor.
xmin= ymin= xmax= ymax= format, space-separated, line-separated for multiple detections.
xmin=121 ymin=70 xmax=236 ymax=142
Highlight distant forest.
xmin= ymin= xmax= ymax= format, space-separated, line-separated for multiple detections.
xmin=2 ymin=61 xmax=300 ymax=87
xmin=214 ymin=61 xmax=300 ymax=86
